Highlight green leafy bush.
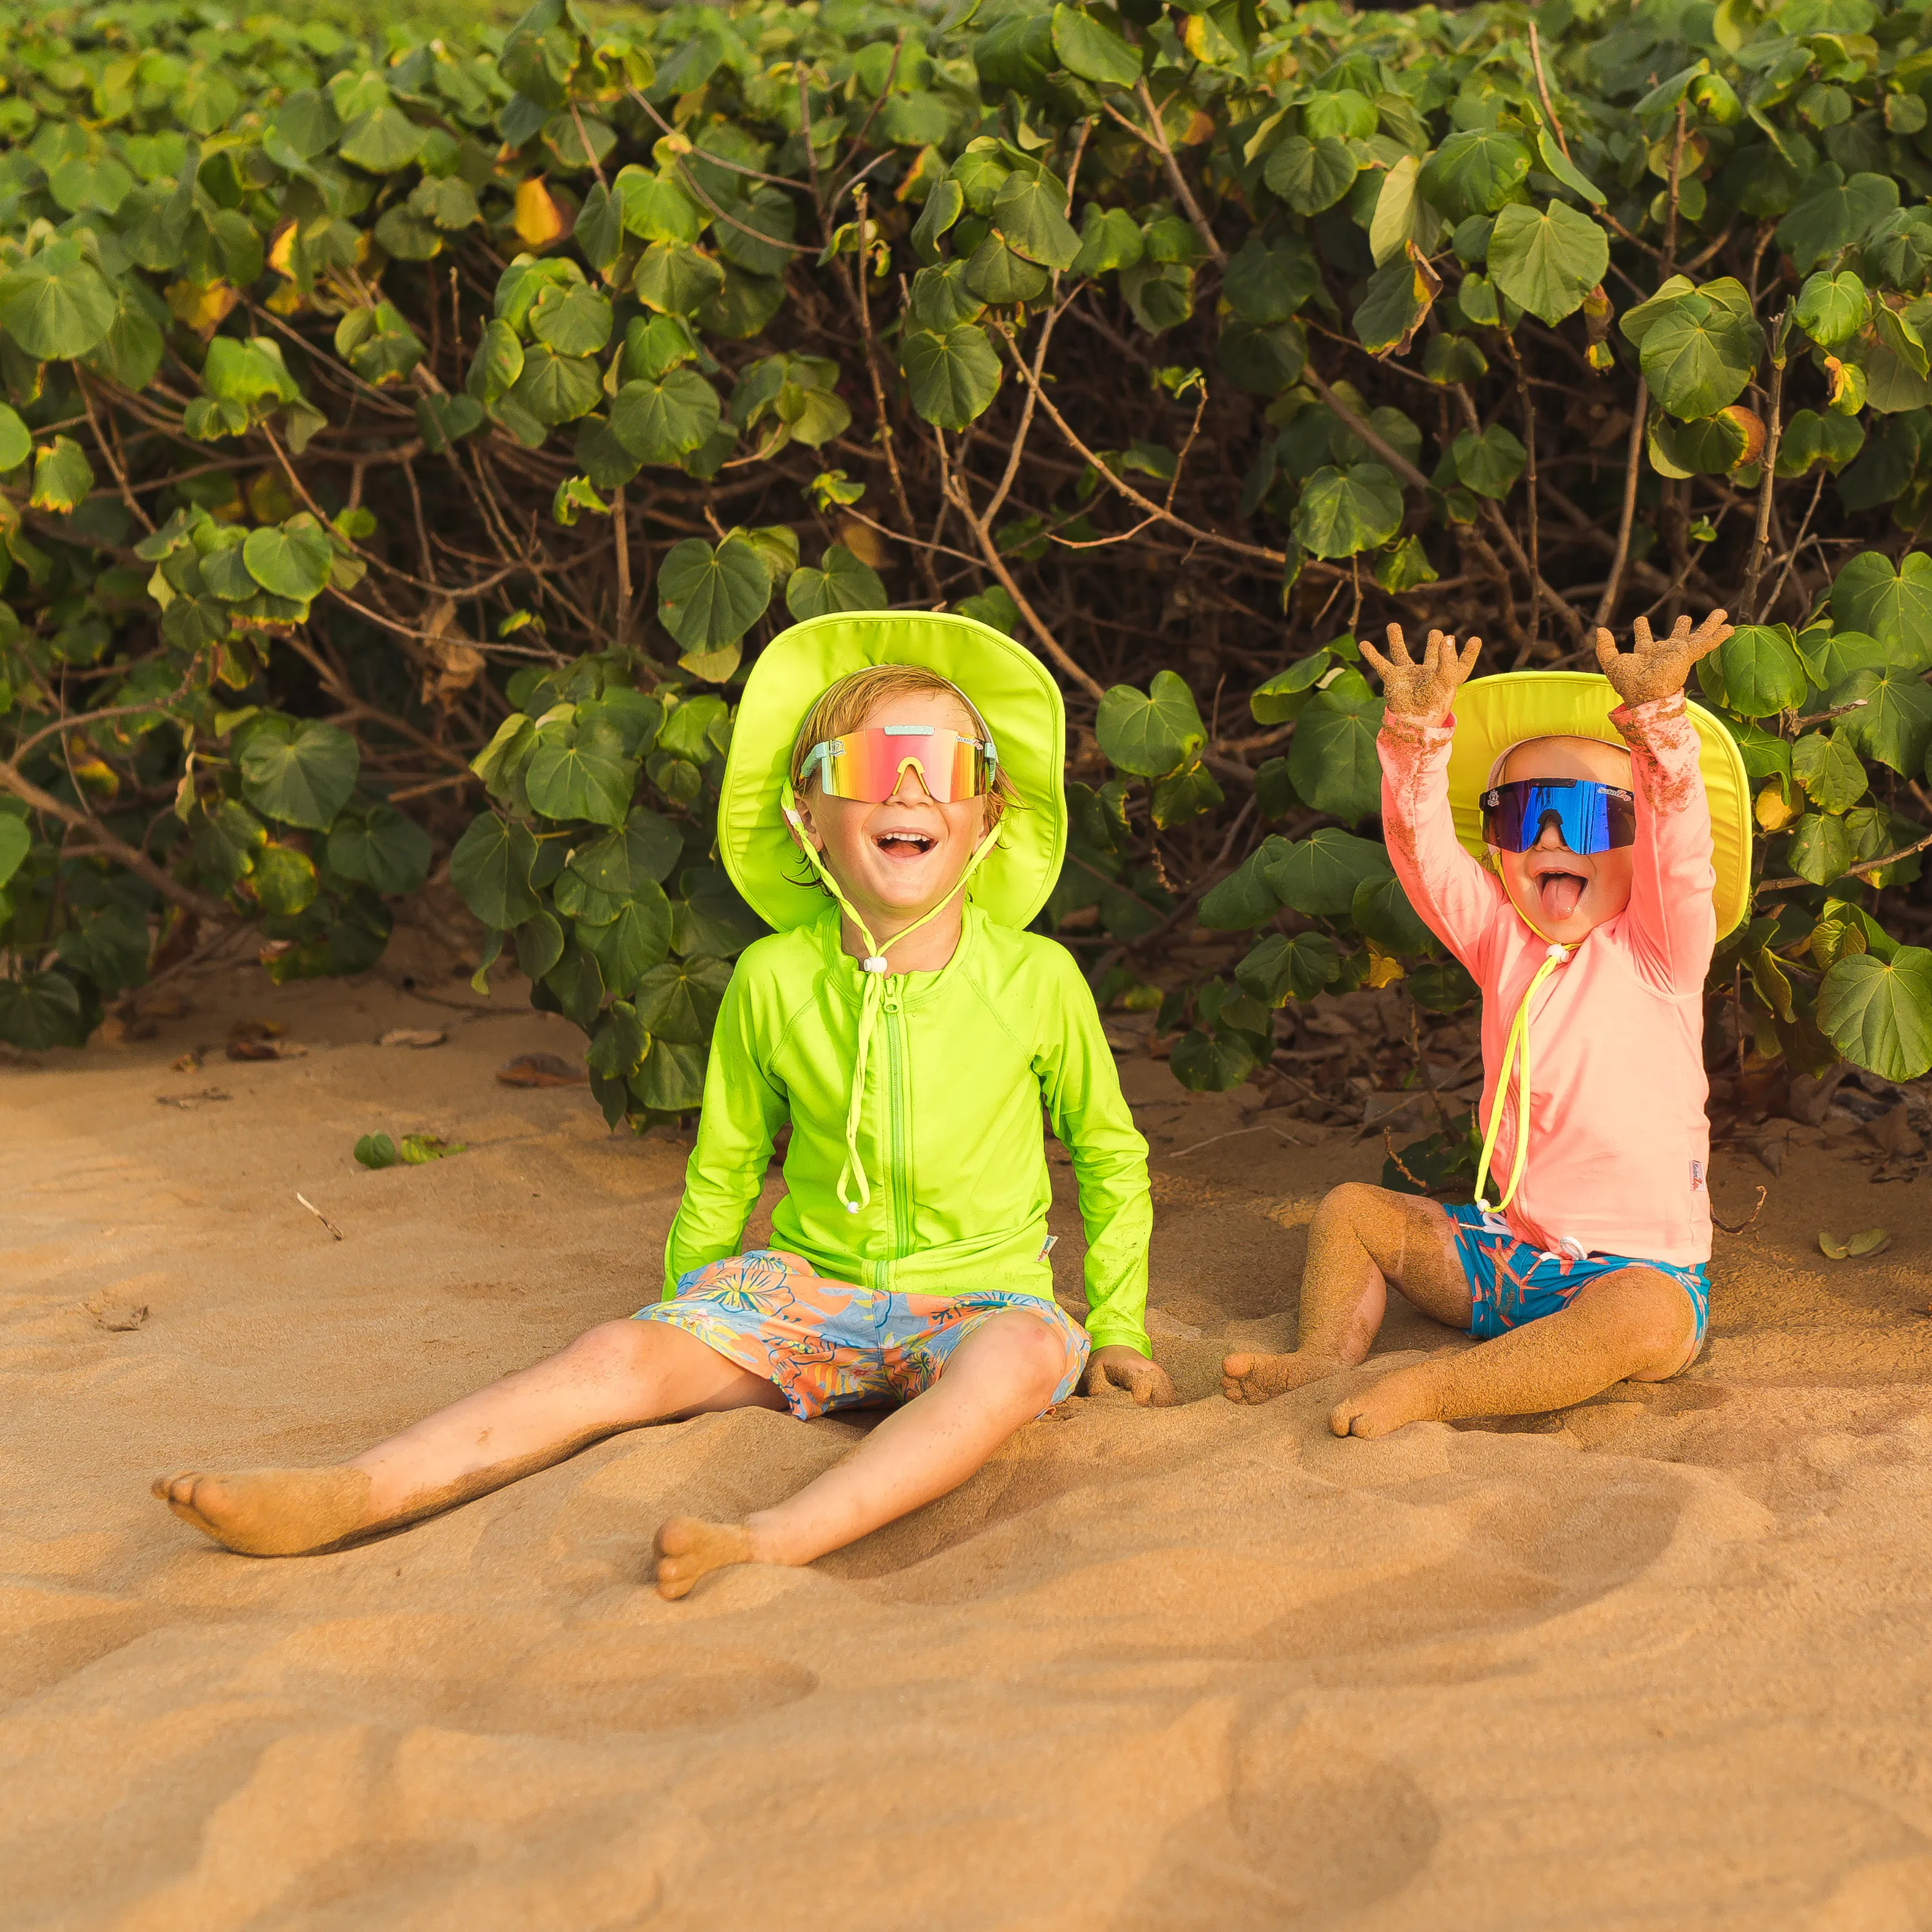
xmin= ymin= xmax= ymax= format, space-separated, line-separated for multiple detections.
xmin=8 ymin=0 xmax=1932 ymax=1117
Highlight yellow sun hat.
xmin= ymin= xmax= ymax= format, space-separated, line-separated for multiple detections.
xmin=1443 ymin=670 xmax=1752 ymax=940
xmin=717 ymin=610 xmax=1068 ymax=934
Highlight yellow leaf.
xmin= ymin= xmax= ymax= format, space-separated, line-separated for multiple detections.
xmin=1365 ymin=940 xmax=1406 ymax=989
xmin=1755 ymin=777 xmax=1803 ymax=832
xmin=515 ymin=176 xmax=566 ymax=249
xmin=267 ymin=222 xmax=296 ymax=276
xmin=166 ymin=279 xmax=239 ymax=336
xmin=266 ymin=281 xmax=305 ymax=317
xmin=838 ymin=516 xmax=889 ymax=568
xmin=70 ymin=755 xmax=119 ymax=797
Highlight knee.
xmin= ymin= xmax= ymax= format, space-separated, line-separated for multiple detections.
xmin=562 ymin=1319 xmax=656 ymax=1385
xmin=999 ymin=1312 xmax=1075 ymax=1399
xmin=1316 ymin=1182 xmax=1387 ymax=1233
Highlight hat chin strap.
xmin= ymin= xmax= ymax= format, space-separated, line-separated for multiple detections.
xmin=782 ymin=779 xmax=1002 ymax=1215
xmin=1473 ymin=862 xmax=1589 ymax=1217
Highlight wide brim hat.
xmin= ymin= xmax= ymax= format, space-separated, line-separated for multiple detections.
xmin=719 ymin=611 xmax=1068 ymax=933
xmin=1444 ymin=670 xmax=1752 ymax=940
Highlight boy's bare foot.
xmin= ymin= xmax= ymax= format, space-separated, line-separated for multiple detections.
xmin=1220 ymin=1350 xmax=1347 ymax=1404
xmin=151 ymin=1466 xmax=374 ymax=1557
xmin=1329 ymin=1364 xmax=1439 ymax=1439
xmin=653 ymin=1515 xmax=755 ymax=1600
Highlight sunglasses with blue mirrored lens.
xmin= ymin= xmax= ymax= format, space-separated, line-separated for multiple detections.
xmin=1481 ymin=778 xmax=1636 ymax=855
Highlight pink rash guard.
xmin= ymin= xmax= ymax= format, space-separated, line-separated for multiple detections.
xmin=1378 ymin=692 xmax=1715 ymax=1267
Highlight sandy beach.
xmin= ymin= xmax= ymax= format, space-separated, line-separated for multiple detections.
xmin=6 ymin=942 xmax=1932 ymax=1931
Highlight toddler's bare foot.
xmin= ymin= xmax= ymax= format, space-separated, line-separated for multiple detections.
xmin=653 ymin=1515 xmax=755 ymax=1600
xmin=1221 ymin=1350 xmax=1347 ymax=1404
xmin=152 ymin=1466 xmax=374 ymax=1557
xmin=1329 ymin=1365 xmax=1441 ymax=1439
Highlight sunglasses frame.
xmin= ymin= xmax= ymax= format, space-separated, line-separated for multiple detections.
xmin=1480 ymin=777 xmax=1637 ymax=855
xmin=799 ymin=722 xmax=999 ymax=805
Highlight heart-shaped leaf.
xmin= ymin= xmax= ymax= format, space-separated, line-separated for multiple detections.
xmin=634 ymin=954 xmax=734 ymax=1043
xmin=242 ymin=515 xmax=333 ymax=601
xmin=1050 ymin=3 xmax=1142 ymax=86
xmin=1817 ymin=944 xmax=1932 ymax=1080
xmin=610 ymin=368 xmax=721 ymax=464
xmin=239 ymin=717 xmax=359 ymax=829
xmin=1263 ymin=135 xmax=1358 ymax=216
xmin=1717 ymin=624 xmax=1808 ymax=717
xmin=1262 ymin=826 xmax=1392 ymax=914
xmin=524 ymin=715 xmax=639 ymax=826
xmin=1831 ymin=552 xmax=1932 ymax=667
xmin=1488 ymin=200 xmax=1611 ymax=326
xmin=0 ymin=238 xmax=118 ymax=360
xmin=1235 ymin=930 xmax=1341 ymax=1005
xmin=1095 ymin=668 xmax=1206 ymax=777
xmin=656 ymin=534 xmax=773 ymax=651
xmin=1285 ymin=670 xmax=1387 ymax=823
xmin=1293 ymin=464 xmax=1404 ymax=559
xmin=902 ymin=323 xmax=1003 ymax=430
xmin=449 ymin=813 xmax=542 ymax=929
xmin=784 ymin=544 xmax=888 ymax=620
xmin=1419 ymin=128 xmax=1533 ymax=221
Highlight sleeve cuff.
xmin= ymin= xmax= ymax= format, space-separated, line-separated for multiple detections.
xmin=1378 ymin=710 xmax=1457 ymax=751
xmin=1085 ymin=1321 xmax=1152 ymax=1358
xmin=1610 ymin=691 xmax=1691 ymax=749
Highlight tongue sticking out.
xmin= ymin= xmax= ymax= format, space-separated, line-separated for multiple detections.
xmin=1537 ymin=871 xmax=1586 ymax=922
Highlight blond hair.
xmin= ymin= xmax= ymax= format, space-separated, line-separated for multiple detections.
xmin=788 ymin=663 xmax=1022 ymax=831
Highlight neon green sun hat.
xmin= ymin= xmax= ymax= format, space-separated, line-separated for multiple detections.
xmin=1443 ymin=669 xmax=1753 ymax=942
xmin=718 ymin=610 xmax=1068 ymax=934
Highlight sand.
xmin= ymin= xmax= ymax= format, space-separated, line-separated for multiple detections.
xmin=5 ymin=944 xmax=1932 ymax=1931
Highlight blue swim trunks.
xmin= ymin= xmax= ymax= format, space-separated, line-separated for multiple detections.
xmin=637 ymin=1249 xmax=1090 ymax=1421
xmin=1444 ymin=1205 xmax=1709 ymax=1370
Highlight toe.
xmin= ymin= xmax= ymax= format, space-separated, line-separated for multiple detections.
xmin=1329 ymin=1401 xmax=1358 ymax=1438
xmin=1222 ymin=1352 xmax=1253 ymax=1378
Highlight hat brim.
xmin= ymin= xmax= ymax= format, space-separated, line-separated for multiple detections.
xmin=718 ymin=612 xmax=1068 ymax=933
xmin=1445 ymin=670 xmax=1752 ymax=940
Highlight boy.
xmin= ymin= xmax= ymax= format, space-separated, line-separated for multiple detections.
xmin=155 ymin=614 xmax=1173 ymax=1596
xmin=1224 ymin=610 xmax=1743 ymax=1438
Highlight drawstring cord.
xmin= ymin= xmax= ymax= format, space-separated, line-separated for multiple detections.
xmin=1472 ymin=940 xmax=1572 ymax=1216
xmin=781 ymin=779 xmax=1001 ymax=1214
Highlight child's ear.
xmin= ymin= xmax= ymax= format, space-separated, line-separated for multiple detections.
xmin=790 ymin=795 xmax=827 ymax=853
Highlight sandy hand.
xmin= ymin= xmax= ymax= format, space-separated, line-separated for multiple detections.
xmin=1080 ymin=1345 xmax=1177 ymax=1406
xmin=1358 ymin=625 xmax=1483 ymax=726
xmin=1593 ymin=609 xmax=1732 ymax=708
xmin=152 ymin=1466 xmax=374 ymax=1557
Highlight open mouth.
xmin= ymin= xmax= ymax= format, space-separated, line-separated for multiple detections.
xmin=1534 ymin=869 xmax=1588 ymax=921
xmin=873 ymin=829 xmax=937 ymax=860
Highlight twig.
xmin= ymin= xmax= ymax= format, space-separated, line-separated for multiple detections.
xmin=1710 ymin=1184 xmax=1767 ymax=1238
xmin=1594 ymin=381 xmax=1648 ymax=629
xmin=1739 ymin=311 xmax=1788 ymax=621
xmin=1527 ymin=23 xmax=1571 ymax=159
xmin=1132 ymin=79 xmax=1225 ymax=266
xmin=1756 ymin=826 xmax=1932 ymax=895
xmin=1169 ymin=1122 xmax=1306 ymax=1158
xmin=296 ymin=1191 xmax=345 ymax=1242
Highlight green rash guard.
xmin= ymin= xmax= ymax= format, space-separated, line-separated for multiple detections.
xmin=661 ymin=902 xmax=1155 ymax=1357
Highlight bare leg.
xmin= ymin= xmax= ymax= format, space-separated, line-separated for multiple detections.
xmin=1331 ymin=1265 xmax=1698 ymax=1439
xmin=154 ymin=1320 xmax=785 ymax=1557
xmin=1224 ymin=1183 xmax=1469 ymax=1403
xmin=654 ymin=1308 xmax=1068 ymax=1599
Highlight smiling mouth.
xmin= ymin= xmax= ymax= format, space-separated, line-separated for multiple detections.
xmin=874 ymin=829 xmax=937 ymax=860
xmin=1534 ymin=869 xmax=1587 ymax=920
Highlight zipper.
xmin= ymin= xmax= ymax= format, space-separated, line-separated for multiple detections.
xmin=881 ymin=986 xmax=913 ymax=1291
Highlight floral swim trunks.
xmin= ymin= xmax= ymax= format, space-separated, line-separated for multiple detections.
xmin=635 ymin=1249 xmax=1090 ymax=1421
xmin=1444 ymin=1204 xmax=1710 ymax=1372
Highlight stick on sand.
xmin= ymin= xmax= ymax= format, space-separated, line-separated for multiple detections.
xmin=295 ymin=1192 xmax=345 ymax=1242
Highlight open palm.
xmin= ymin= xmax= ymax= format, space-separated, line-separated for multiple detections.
xmin=1593 ymin=609 xmax=1732 ymax=708
xmin=1358 ymin=624 xmax=1483 ymax=726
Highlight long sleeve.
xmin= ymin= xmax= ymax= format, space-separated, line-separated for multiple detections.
xmin=1611 ymin=693 xmax=1716 ymax=996
xmin=661 ymin=967 xmax=789 ymax=1297
xmin=1378 ymin=710 xmax=1506 ymax=975
xmin=1033 ymin=945 xmax=1153 ymax=1356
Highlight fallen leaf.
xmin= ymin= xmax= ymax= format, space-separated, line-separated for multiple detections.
xmin=155 ymin=1087 xmax=230 ymax=1110
xmin=1820 ymin=1227 xmax=1892 ymax=1260
xmin=497 ymin=1052 xmax=588 ymax=1087
xmin=133 ymin=990 xmax=191 ymax=1020
xmin=229 ymin=1018 xmax=289 ymax=1041
xmin=401 ymin=1133 xmax=466 ymax=1164
xmin=419 ymin=598 xmax=485 ymax=709
xmin=355 ymin=1133 xmax=399 ymax=1170
xmin=227 ymin=1037 xmax=308 ymax=1061
xmin=378 ymin=1028 xmax=446 ymax=1049
xmin=171 ymin=1050 xmax=203 ymax=1072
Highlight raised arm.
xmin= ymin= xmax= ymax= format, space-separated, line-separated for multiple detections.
xmin=1361 ymin=623 xmax=1506 ymax=974
xmin=1596 ymin=611 xmax=1730 ymax=993
xmin=661 ymin=966 xmax=789 ymax=1296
